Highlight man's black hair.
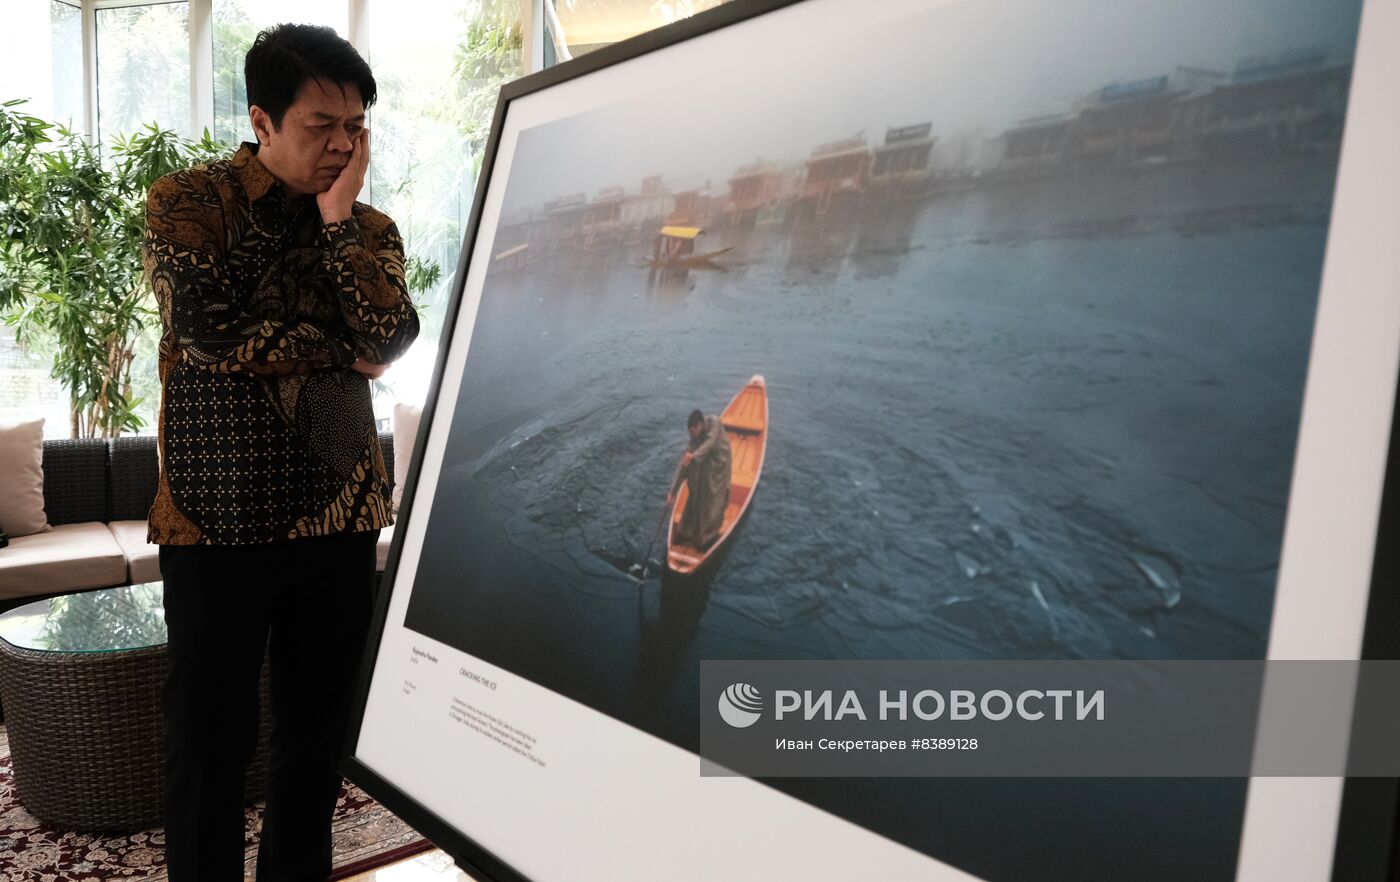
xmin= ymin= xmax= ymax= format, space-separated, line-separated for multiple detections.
xmin=688 ymin=410 xmax=705 ymax=430
xmin=245 ymin=24 xmax=377 ymax=129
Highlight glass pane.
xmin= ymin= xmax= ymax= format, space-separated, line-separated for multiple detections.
xmin=545 ymin=0 xmax=731 ymax=64
xmin=50 ymin=1 xmax=83 ymax=128
xmin=0 ymin=5 xmax=44 ymax=105
xmin=212 ymin=0 xmax=351 ymax=146
xmin=367 ymin=0 xmax=524 ymax=412
xmin=0 ymin=1 xmax=82 ymax=128
xmin=97 ymin=2 xmax=192 ymax=142
xmin=0 ymin=583 xmax=167 ymax=653
xmin=0 ymin=326 xmax=72 ymax=438
xmin=0 ymin=3 xmax=82 ymax=434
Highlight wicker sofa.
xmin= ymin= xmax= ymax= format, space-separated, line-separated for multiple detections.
xmin=0 ymin=432 xmax=396 ymax=608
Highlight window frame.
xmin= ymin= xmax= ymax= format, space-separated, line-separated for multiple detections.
xmin=64 ymin=0 xmax=545 ymax=143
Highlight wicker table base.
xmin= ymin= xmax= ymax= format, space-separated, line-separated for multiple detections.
xmin=0 ymin=602 xmax=271 ymax=832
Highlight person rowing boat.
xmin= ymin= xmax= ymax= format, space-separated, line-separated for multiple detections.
xmin=667 ymin=409 xmax=732 ymax=550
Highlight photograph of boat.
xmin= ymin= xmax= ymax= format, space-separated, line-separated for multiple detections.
xmin=395 ymin=0 xmax=1364 ymax=877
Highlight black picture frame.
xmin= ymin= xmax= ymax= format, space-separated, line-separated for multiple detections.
xmin=340 ymin=1 xmax=1400 ymax=879
xmin=1331 ymin=368 xmax=1400 ymax=882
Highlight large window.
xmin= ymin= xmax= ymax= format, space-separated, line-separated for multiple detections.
xmin=97 ymin=2 xmax=192 ymax=142
xmin=50 ymin=2 xmax=83 ymax=127
xmin=367 ymin=0 xmax=523 ymax=411
xmin=0 ymin=2 xmax=85 ymax=435
xmin=1 ymin=0 xmax=725 ymax=435
xmin=0 ymin=1 xmax=83 ymax=128
xmin=213 ymin=0 xmax=349 ymax=145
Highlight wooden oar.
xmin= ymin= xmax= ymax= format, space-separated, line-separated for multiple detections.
xmin=635 ymin=459 xmax=687 ymax=581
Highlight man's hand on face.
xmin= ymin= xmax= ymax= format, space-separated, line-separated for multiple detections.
xmin=352 ymin=357 xmax=386 ymax=380
xmin=317 ymin=127 xmax=370 ymax=225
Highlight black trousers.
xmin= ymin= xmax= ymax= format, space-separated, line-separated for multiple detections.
xmin=160 ymin=531 xmax=377 ymax=882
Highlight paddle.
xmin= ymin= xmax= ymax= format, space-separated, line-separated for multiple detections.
xmin=633 ymin=458 xmax=688 ymax=581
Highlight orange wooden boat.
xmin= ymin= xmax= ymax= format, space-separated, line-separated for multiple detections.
xmin=666 ymin=375 xmax=768 ymax=575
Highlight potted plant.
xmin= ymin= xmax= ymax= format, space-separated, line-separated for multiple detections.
xmin=0 ymin=99 xmax=225 ymax=438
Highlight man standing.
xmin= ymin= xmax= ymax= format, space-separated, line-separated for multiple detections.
xmin=142 ymin=24 xmax=418 ymax=881
xmin=669 ymin=409 xmax=732 ymax=549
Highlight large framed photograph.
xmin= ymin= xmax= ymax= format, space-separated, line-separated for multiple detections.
xmin=345 ymin=0 xmax=1400 ymax=879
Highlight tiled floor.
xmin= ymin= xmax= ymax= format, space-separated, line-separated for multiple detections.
xmin=341 ymin=849 xmax=476 ymax=881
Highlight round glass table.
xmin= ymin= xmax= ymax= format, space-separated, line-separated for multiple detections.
xmin=0 ymin=583 xmax=269 ymax=830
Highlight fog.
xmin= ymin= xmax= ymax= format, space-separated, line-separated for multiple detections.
xmin=500 ymin=0 xmax=1360 ymax=211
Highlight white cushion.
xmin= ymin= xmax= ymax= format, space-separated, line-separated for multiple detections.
xmin=108 ymin=520 xmax=160 ymax=584
xmin=376 ymin=524 xmax=395 ymax=573
xmin=392 ymin=403 xmax=422 ymax=515
xmin=0 ymin=523 xmax=126 ymax=600
xmin=0 ymin=417 xmax=49 ymax=538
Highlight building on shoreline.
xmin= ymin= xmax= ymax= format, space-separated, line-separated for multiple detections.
xmin=724 ymin=160 xmax=794 ymax=226
xmin=1191 ymin=52 xmax=1350 ymax=156
xmin=504 ymin=46 xmax=1353 ymax=258
xmin=999 ymin=114 xmax=1074 ymax=175
xmin=621 ymin=175 xmax=676 ymax=243
xmin=995 ymin=50 xmax=1351 ymax=176
xmin=1073 ymin=68 xmax=1225 ymax=167
xmin=542 ymin=192 xmax=589 ymax=252
xmin=666 ymin=186 xmax=718 ymax=227
xmin=800 ymin=135 xmax=870 ymax=214
xmin=582 ymin=185 xmax=625 ymax=247
xmin=868 ymin=123 xmax=935 ymax=197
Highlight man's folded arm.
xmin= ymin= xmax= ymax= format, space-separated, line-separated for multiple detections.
xmin=321 ymin=216 xmax=420 ymax=365
xmin=144 ymin=174 xmax=353 ymax=376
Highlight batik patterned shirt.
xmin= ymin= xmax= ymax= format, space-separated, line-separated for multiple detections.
xmin=142 ymin=143 xmax=419 ymax=545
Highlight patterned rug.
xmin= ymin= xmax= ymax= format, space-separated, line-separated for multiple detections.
xmin=0 ymin=727 xmax=432 ymax=880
